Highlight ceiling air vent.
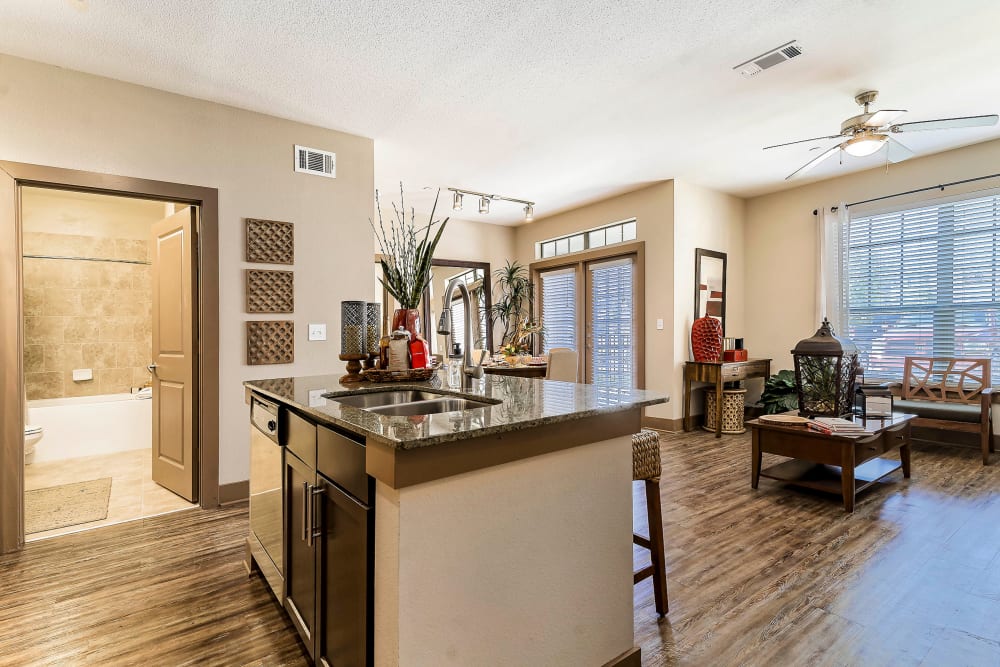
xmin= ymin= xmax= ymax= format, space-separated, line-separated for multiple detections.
xmin=294 ymin=145 xmax=336 ymax=178
xmin=734 ymin=40 xmax=804 ymax=78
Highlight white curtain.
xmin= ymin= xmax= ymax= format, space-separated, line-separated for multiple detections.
xmin=816 ymin=203 xmax=849 ymax=334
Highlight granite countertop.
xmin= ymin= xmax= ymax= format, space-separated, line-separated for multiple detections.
xmin=245 ymin=371 xmax=668 ymax=450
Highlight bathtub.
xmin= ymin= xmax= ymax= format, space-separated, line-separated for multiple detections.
xmin=27 ymin=393 xmax=152 ymax=463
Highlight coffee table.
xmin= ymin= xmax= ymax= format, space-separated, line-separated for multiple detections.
xmin=748 ymin=413 xmax=915 ymax=512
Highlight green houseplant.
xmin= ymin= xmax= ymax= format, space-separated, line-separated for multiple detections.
xmin=371 ymin=185 xmax=449 ymax=336
xmin=760 ymin=370 xmax=800 ymax=414
xmin=490 ymin=261 xmax=536 ymax=350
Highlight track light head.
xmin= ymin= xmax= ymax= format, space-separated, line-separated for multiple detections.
xmin=479 ymin=196 xmax=490 ymax=214
xmin=524 ymin=204 xmax=533 ymax=221
xmin=452 ymin=191 xmax=463 ymax=211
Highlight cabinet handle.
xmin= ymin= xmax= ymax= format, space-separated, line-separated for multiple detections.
xmin=307 ymin=482 xmax=324 ymax=546
xmin=301 ymin=481 xmax=311 ymax=543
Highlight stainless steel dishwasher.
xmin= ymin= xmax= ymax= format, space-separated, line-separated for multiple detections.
xmin=249 ymin=394 xmax=284 ymax=599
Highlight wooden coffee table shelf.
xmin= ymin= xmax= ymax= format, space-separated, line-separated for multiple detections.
xmin=749 ymin=413 xmax=915 ymax=512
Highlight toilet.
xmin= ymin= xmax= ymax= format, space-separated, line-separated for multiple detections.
xmin=24 ymin=397 xmax=42 ymax=465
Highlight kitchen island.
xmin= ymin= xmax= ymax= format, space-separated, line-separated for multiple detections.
xmin=245 ymin=371 xmax=667 ymax=667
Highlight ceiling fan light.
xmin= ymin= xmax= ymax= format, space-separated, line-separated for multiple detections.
xmin=452 ymin=191 xmax=463 ymax=211
xmin=843 ymin=132 xmax=888 ymax=157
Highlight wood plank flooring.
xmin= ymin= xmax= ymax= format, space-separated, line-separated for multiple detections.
xmin=2 ymin=429 xmax=1000 ymax=665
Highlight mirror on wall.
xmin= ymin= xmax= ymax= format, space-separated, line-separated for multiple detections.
xmin=694 ymin=248 xmax=727 ymax=334
xmin=374 ymin=258 xmax=493 ymax=356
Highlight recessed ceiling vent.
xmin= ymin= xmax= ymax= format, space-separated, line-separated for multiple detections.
xmin=294 ymin=145 xmax=336 ymax=178
xmin=734 ymin=40 xmax=804 ymax=78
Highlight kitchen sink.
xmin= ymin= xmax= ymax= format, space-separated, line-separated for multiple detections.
xmin=328 ymin=390 xmax=498 ymax=416
xmin=366 ymin=397 xmax=495 ymax=417
xmin=330 ymin=390 xmax=447 ymax=409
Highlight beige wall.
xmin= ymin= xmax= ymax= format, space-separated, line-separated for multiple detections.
xmin=672 ymin=181 xmax=746 ymax=416
xmin=514 ymin=182 xmax=676 ymax=419
xmin=21 ymin=189 xmax=166 ymax=399
xmin=1 ymin=54 xmax=374 ymax=484
xmin=745 ymin=136 xmax=1000 ymax=378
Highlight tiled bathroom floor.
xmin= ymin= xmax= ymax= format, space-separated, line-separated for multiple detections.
xmin=24 ymin=448 xmax=196 ymax=541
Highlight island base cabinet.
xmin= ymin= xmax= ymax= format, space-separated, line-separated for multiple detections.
xmin=316 ymin=476 xmax=374 ymax=667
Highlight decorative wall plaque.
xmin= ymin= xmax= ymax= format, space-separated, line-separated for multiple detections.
xmin=246 ymin=269 xmax=294 ymax=313
xmin=246 ymin=320 xmax=295 ymax=365
xmin=246 ymin=218 xmax=294 ymax=265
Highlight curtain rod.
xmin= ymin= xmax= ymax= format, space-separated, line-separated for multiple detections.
xmin=811 ymin=172 xmax=1000 ymax=216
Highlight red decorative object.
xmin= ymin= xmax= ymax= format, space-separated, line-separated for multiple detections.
xmin=691 ymin=316 xmax=724 ymax=362
xmin=723 ymin=349 xmax=749 ymax=362
xmin=391 ymin=308 xmax=421 ymax=339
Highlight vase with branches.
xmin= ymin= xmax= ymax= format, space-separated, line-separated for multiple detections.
xmin=370 ymin=184 xmax=449 ymax=338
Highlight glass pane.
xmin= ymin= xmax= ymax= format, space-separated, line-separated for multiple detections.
xmin=569 ymin=234 xmax=585 ymax=252
xmin=588 ymin=259 xmax=634 ymax=389
xmin=555 ymin=238 xmax=569 ymax=255
xmin=589 ymin=229 xmax=605 ymax=248
xmin=623 ymin=221 xmax=636 ymax=241
xmin=542 ymin=242 xmax=556 ymax=258
xmin=606 ymin=224 xmax=622 ymax=245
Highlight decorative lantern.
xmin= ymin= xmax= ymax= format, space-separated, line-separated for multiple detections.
xmin=365 ymin=302 xmax=381 ymax=355
xmin=791 ymin=318 xmax=860 ymax=419
xmin=855 ymin=384 xmax=893 ymax=419
xmin=340 ymin=300 xmax=367 ymax=355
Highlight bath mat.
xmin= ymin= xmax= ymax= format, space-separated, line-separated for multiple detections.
xmin=25 ymin=477 xmax=112 ymax=534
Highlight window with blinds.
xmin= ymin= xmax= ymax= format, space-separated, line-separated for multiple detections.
xmin=450 ymin=299 xmax=466 ymax=354
xmin=540 ymin=268 xmax=577 ymax=353
xmin=589 ymin=257 xmax=634 ymax=389
xmin=843 ymin=192 xmax=1000 ymax=383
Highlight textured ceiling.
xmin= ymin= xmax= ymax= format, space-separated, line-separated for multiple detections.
xmin=2 ymin=0 xmax=1000 ymax=223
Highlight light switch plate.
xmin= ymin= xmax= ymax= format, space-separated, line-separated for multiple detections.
xmin=308 ymin=323 xmax=327 ymax=341
xmin=72 ymin=368 xmax=93 ymax=381
xmin=656 ymin=319 xmax=664 ymax=330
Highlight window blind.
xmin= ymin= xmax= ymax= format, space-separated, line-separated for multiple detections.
xmin=450 ymin=299 xmax=465 ymax=354
xmin=540 ymin=268 xmax=577 ymax=353
xmin=588 ymin=257 xmax=634 ymax=389
xmin=844 ymin=192 xmax=1000 ymax=383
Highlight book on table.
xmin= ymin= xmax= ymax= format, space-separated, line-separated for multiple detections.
xmin=807 ymin=417 xmax=870 ymax=436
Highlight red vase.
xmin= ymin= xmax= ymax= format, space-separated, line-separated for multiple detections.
xmin=691 ymin=316 xmax=724 ymax=362
xmin=391 ymin=308 xmax=421 ymax=340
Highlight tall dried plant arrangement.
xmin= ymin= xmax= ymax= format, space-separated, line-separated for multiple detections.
xmin=370 ymin=184 xmax=449 ymax=309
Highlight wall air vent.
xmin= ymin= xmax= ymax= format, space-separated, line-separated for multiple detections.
xmin=294 ymin=145 xmax=336 ymax=178
xmin=734 ymin=40 xmax=804 ymax=78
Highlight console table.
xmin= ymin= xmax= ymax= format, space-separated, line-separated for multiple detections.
xmin=748 ymin=413 xmax=914 ymax=512
xmin=683 ymin=359 xmax=771 ymax=437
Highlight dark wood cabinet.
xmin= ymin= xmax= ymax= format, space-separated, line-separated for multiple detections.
xmin=279 ymin=410 xmax=373 ymax=666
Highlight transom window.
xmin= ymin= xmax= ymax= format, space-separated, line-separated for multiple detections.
xmin=535 ymin=219 xmax=636 ymax=260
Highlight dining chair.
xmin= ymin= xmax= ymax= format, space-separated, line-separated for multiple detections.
xmin=545 ymin=348 xmax=579 ymax=382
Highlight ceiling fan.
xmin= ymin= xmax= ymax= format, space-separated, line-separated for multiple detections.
xmin=765 ymin=90 xmax=999 ymax=180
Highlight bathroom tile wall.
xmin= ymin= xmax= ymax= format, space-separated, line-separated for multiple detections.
xmin=23 ymin=232 xmax=152 ymax=400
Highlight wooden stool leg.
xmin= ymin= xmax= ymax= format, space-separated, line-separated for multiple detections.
xmin=644 ymin=478 xmax=669 ymax=616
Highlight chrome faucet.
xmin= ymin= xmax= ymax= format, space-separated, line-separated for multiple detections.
xmin=437 ymin=277 xmax=485 ymax=380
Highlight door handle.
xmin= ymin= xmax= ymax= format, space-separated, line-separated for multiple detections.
xmin=307 ymin=482 xmax=324 ymax=546
xmin=146 ymin=363 xmax=158 ymax=374
xmin=301 ymin=481 xmax=311 ymax=543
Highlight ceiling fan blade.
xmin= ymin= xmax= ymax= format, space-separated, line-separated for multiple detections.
xmin=785 ymin=144 xmax=841 ymax=180
xmin=890 ymin=114 xmax=999 ymax=133
xmin=763 ymin=135 xmax=843 ymax=150
xmin=886 ymin=136 xmax=914 ymax=163
xmin=865 ymin=109 xmax=907 ymax=128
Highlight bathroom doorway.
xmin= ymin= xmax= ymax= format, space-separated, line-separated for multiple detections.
xmin=20 ymin=188 xmax=196 ymax=539
xmin=0 ymin=162 xmax=220 ymax=553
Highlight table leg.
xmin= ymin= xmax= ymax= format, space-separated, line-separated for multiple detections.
xmin=841 ymin=446 xmax=855 ymax=513
xmin=683 ymin=374 xmax=692 ymax=432
xmin=714 ymin=379 xmax=723 ymax=439
xmin=900 ymin=424 xmax=911 ymax=478
xmin=751 ymin=429 xmax=761 ymax=489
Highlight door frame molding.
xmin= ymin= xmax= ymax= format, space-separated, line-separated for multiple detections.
xmin=0 ymin=161 xmax=220 ymax=553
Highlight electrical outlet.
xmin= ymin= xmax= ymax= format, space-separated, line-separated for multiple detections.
xmin=656 ymin=319 xmax=664 ymax=330
xmin=308 ymin=323 xmax=327 ymax=341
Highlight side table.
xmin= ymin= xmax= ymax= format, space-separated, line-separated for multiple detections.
xmin=683 ymin=359 xmax=771 ymax=437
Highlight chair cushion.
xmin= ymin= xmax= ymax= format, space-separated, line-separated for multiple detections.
xmin=893 ymin=399 xmax=983 ymax=423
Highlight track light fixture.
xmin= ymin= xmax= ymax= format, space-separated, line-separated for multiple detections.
xmin=448 ymin=188 xmax=536 ymax=222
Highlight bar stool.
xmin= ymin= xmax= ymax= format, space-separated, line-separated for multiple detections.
xmin=632 ymin=430 xmax=668 ymax=616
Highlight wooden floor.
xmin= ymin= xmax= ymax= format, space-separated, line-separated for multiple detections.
xmin=2 ymin=429 xmax=1000 ymax=665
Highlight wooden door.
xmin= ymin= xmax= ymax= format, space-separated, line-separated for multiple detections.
xmin=151 ymin=207 xmax=198 ymax=501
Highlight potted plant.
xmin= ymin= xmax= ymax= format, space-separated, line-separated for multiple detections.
xmin=760 ymin=370 xmax=800 ymax=414
xmin=371 ymin=185 xmax=449 ymax=338
xmin=490 ymin=261 xmax=537 ymax=350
